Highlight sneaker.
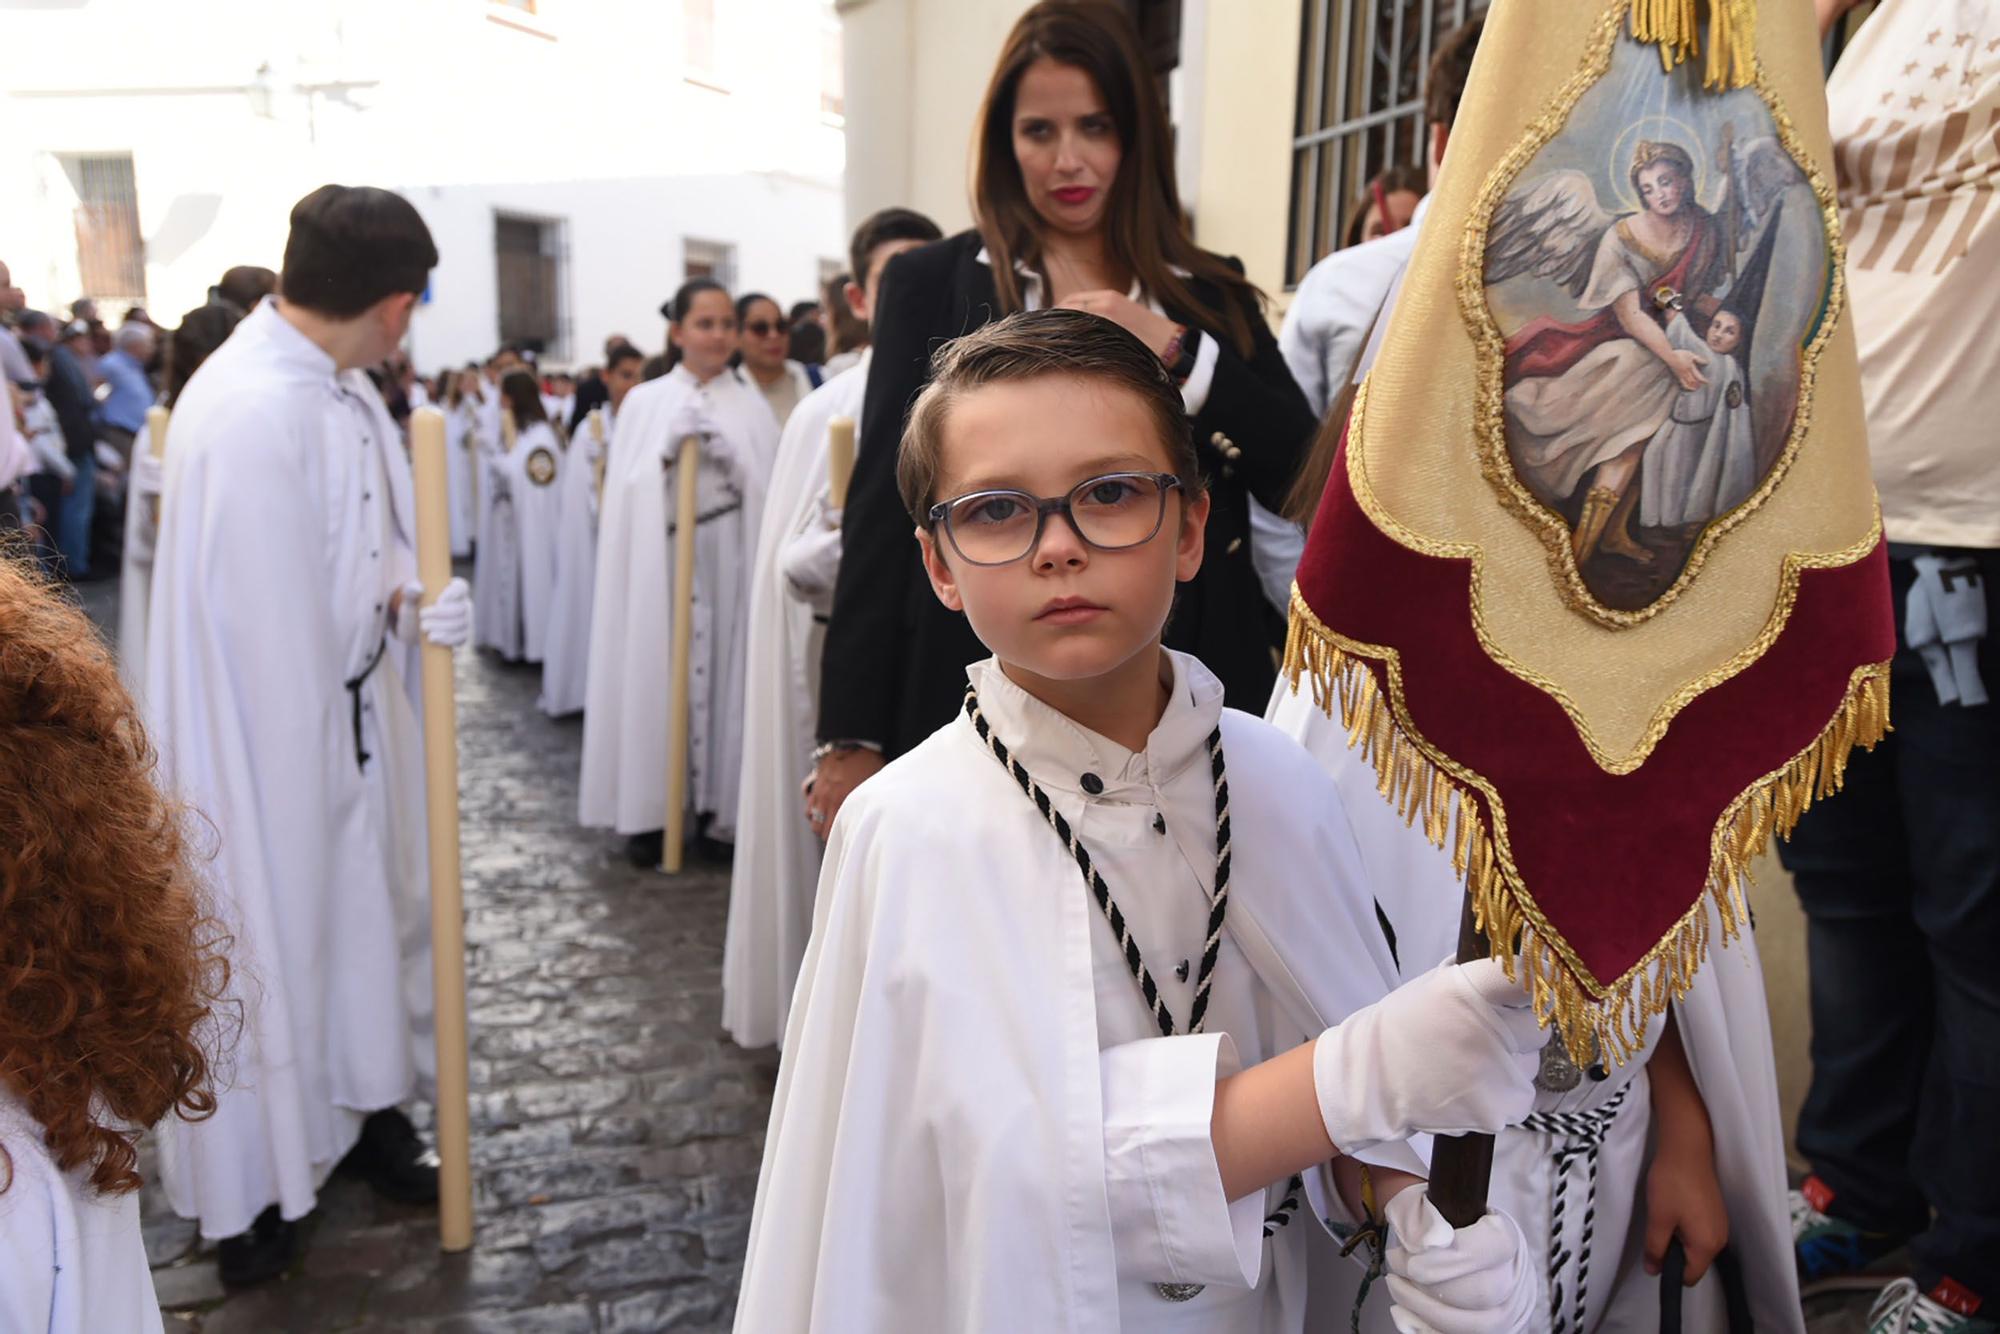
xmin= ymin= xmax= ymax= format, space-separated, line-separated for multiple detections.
xmin=216 ymin=1204 xmax=299 ymax=1288
xmin=1794 ymin=1175 xmax=1912 ymax=1293
xmin=1867 ymin=1277 xmax=1996 ymax=1333
xmin=336 ymin=1107 xmax=440 ymax=1205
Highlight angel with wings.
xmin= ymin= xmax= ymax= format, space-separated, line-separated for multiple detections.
xmin=1484 ymin=131 xmax=1802 ymax=570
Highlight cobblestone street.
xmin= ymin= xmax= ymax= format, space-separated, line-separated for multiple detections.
xmin=129 ymin=592 xmax=780 ymax=1334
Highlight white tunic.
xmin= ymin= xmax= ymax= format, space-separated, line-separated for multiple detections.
xmin=116 ymin=419 xmax=160 ymax=702
xmin=540 ymin=403 xmax=613 ymax=718
xmin=723 ymin=356 xmax=868 ymax=1049
xmin=145 ymin=300 xmax=434 ymax=1241
xmin=578 ymin=366 xmax=778 ymax=839
xmin=473 ymin=420 xmax=563 ymax=663
xmin=737 ymin=651 xmax=1424 ymax=1333
xmin=0 ymin=1095 xmax=163 ymax=1334
xmin=1638 ymin=315 xmax=1757 ymax=529
xmin=1264 ymin=684 xmax=1804 ymax=1334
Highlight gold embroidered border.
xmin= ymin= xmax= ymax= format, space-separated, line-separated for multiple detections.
xmin=1346 ymin=375 xmax=1883 ymax=774
xmin=1282 ymin=589 xmax=1890 ymax=1065
xmin=1446 ymin=0 xmax=1849 ymax=630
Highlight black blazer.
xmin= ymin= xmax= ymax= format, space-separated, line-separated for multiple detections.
xmin=818 ymin=229 xmax=1316 ymax=756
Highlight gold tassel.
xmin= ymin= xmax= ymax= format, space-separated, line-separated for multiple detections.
xmin=1629 ymin=0 xmax=1755 ymax=90
xmin=1282 ymin=589 xmax=1889 ymax=1066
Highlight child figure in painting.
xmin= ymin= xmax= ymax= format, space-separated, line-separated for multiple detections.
xmin=736 ymin=308 xmax=1548 ymax=1333
xmin=1639 ymin=295 xmax=1757 ymax=531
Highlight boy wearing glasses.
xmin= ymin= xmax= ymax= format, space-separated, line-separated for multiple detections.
xmin=737 ymin=309 xmax=1545 ymax=1333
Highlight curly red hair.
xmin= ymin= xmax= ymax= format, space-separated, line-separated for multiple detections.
xmin=0 ymin=551 xmax=230 ymax=1195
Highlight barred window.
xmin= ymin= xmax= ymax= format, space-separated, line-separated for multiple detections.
xmin=496 ymin=213 xmax=566 ymax=358
xmin=683 ymin=238 xmax=737 ymax=291
xmin=1286 ymin=0 xmax=1486 ymax=287
xmin=59 ymin=153 xmax=146 ymax=303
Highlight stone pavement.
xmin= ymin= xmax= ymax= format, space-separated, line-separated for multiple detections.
xmin=140 ymin=628 xmax=780 ymax=1333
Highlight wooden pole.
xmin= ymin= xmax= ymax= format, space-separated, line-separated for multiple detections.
xmin=662 ymin=434 xmax=701 ymax=873
xmin=1426 ymin=896 xmax=1495 ymax=1228
xmin=408 ymin=406 xmax=474 ymax=1253
xmin=825 ymin=415 xmax=856 ymax=508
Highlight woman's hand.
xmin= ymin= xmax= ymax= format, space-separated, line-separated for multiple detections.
xmin=1665 ymin=347 xmax=1709 ymax=393
xmin=1055 ymin=290 xmax=1182 ymax=359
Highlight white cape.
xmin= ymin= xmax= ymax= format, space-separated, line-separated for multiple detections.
xmin=472 ymin=421 xmax=562 ymax=662
xmin=445 ymin=399 xmax=477 ymax=558
xmin=578 ymin=366 xmax=778 ymax=839
xmin=145 ymin=301 xmax=434 ymax=1240
xmin=722 ymin=358 xmax=868 ymax=1048
xmin=540 ymin=404 xmax=612 ymax=717
xmin=736 ymin=700 xmax=1424 ymax=1332
xmin=1266 ymin=685 xmax=1803 ymax=1334
xmin=116 ymin=419 xmax=160 ymax=702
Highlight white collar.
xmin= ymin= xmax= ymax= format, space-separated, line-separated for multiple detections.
xmin=243 ymin=297 xmax=340 ymax=385
xmin=964 ymin=649 xmax=1225 ymax=802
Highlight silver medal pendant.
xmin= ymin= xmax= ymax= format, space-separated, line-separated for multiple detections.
xmin=1533 ymin=1029 xmax=1601 ymax=1093
xmin=1156 ymin=1282 xmax=1205 ymax=1302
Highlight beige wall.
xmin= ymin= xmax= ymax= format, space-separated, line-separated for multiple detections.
xmin=1188 ymin=0 xmax=1303 ymax=306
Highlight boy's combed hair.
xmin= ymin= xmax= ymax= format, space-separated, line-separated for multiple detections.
xmin=0 ymin=553 xmax=232 ymax=1196
xmin=279 ymin=184 xmax=438 ymax=320
xmin=847 ymin=206 xmax=945 ymax=290
xmin=898 ymin=308 xmax=1201 ymax=525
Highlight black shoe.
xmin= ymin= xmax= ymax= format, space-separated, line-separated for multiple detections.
xmin=337 ymin=1107 xmax=440 ymax=1205
xmin=625 ymin=830 xmax=665 ymax=868
xmin=216 ymin=1205 xmax=299 ymax=1288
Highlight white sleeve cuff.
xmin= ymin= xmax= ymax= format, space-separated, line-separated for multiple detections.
xmin=1178 ymin=330 xmax=1223 ymax=419
xmin=781 ymin=522 xmax=844 ymax=604
xmin=1099 ymin=1033 xmax=1264 ymax=1290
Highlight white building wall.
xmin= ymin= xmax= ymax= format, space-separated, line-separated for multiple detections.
xmin=1 ymin=0 xmax=847 ymax=368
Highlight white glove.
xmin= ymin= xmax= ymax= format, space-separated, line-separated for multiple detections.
xmin=664 ymin=400 xmax=724 ymax=457
xmin=1312 ymin=957 xmax=1541 ymax=1154
xmin=394 ymin=577 xmax=473 ymax=649
xmin=1383 ymin=1187 xmax=1541 ymax=1334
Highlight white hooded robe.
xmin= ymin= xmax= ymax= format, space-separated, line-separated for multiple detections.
xmin=722 ymin=356 xmax=868 ymax=1048
xmin=578 ymin=366 xmax=778 ymax=840
xmin=144 ymin=300 xmax=434 ymax=1241
xmin=539 ymin=403 xmax=613 ymax=718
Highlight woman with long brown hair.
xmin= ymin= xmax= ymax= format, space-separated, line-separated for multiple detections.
xmin=808 ymin=0 xmax=1317 ymax=827
xmin=0 ymin=553 xmax=229 ymax=1331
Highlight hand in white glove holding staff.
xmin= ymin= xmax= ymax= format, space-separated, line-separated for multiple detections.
xmin=1382 ymin=1184 xmax=1541 ymax=1334
xmin=393 ymin=577 xmax=473 ymax=648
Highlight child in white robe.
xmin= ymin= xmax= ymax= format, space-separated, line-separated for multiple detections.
xmin=579 ymin=280 xmax=779 ymax=862
xmin=738 ymin=309 xmax=1547 ymax=1333
xmin=474 ymin=368 xmax=564 ymax=663
xmin=0 ymin=555 xmax=228 ymax=1334
xmin=723 ymin=205 xmax=944 ymax=1049
xmin=1639 ymin=306 xmax=1757 ymax=530
xmin=540 ymin=345 xmax=643 ymax=717
xmin=440 ymin=366 xmax=480 ymax=558
xmin=145 ymin=187 xmax=473 ymax=1287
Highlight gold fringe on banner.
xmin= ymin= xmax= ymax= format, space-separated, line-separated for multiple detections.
xmin=1282 ymin=589 xmax=1888 ymax=1066
xmin=1629 ymin=0 xmax=1756 ymax=89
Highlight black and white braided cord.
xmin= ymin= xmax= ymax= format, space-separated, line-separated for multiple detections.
xmin=1520 ymin=1082 xmax=1632 ymax=1334
xmin=962 ymin=687 xmax=1302 ymax=1240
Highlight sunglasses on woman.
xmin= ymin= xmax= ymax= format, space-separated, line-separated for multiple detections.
xmin=926 ymin=471 xmax=1185 ymax=566
xmin=744 ymin=320 xmax=787 ymax=338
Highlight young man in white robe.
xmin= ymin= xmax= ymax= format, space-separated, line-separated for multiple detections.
xmin=738 ymin=310 xmax=1547 ymax=1333
xmin=540 ymin=342 xmax=643 ymax=717
xmin=579 ymin=280 xmax=779 ymax=866
xmin=723 ymin=206 xmax=943 ymax=1049
xmin=144 ymin=185 xmax=473 ymax=1288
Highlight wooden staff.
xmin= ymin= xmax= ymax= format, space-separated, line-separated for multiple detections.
xmin=826 ymin=415 xmax=856 ymax=508
xmin=408 ymin=406 xmax=474 ymax=1252
xmin=662 ymin=433 xmax=702 ymax=873
xmin=145 ymin=404 xmax=170 ymax=528
xmin=1426 ymin=898 xmax=1496 ymax=1227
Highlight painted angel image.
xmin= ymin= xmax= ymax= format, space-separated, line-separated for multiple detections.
xmin=1484 ymin=117 xmax=1815 ymax=607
